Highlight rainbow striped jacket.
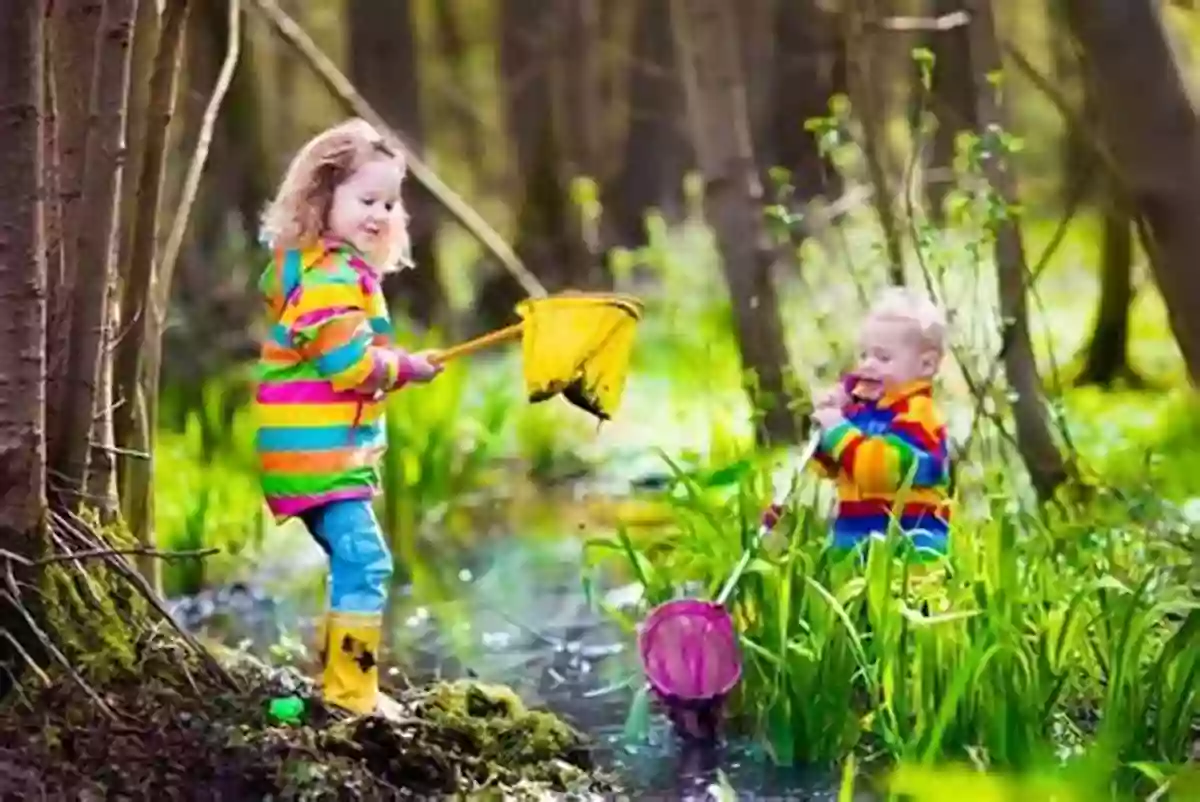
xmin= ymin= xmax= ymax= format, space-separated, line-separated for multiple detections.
xmin=812 ymin=380 xmax=952 ymax=553
xmin=253 ymin=239 xmax=414 ymax=521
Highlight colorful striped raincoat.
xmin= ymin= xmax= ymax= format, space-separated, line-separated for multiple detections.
xmin=812 ymin=379 xmax=952 ymax=553
xmin=254 ymin=239 xmax=412 ymax=521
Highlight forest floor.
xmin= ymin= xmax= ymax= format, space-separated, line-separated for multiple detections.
xmin=0 ymin=628 xmax=616 ymax=800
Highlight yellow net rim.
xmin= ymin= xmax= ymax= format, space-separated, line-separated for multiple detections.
xmin=515 ymin=292 xmax=644 ymax=321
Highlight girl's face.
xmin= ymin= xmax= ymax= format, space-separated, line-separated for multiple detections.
xmin=327 ymin=158 xmax=405 ymax=266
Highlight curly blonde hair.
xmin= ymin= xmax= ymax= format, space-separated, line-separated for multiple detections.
xmin=868 ymin=286 xmax=948 ymax=355
xmin=260 ymin=117 xmax=412 ymax=270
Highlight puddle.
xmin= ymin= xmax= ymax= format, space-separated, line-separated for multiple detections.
xmin=171 ymin=532 xmax=873 ymax=800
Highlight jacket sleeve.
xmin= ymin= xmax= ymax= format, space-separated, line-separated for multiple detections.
xmin=278 ymin=265 xmax=412 ymax=394
xmin=816 ymin=395 xmax=949 ymax=494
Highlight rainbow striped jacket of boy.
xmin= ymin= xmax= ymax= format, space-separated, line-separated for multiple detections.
xmin=254 ymin=238 xmax=416 ymax=521
xmin=811 ymin=379 xmax=952 ymax=554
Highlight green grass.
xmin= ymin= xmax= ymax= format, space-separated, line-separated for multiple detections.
xmin=582 ymin=389 xmax=1198 ymax=798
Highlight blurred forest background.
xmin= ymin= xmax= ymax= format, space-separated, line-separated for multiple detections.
xmin=2 ymin=0 xmax=1199 ymax=795
xmin=4 ymin=0 xmax=1197 ymax=595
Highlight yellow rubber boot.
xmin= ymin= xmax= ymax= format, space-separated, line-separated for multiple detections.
xmin=322 ymin=612 xmax=382 ymax=715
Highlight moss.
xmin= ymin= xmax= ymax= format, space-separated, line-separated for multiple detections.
xmin=37 ymin=513 xmax=148 ymax=683
xmin=0 ymin=634 xmax=616 ymax=799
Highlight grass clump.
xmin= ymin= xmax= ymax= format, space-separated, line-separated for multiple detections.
xmin=585 ymin=404 xmax=1198 ymax=799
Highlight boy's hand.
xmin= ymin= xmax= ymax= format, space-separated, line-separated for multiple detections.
xmin=815 ymin=383 xmax=849 ymax=410
xmin=812 ymin=405 xmax=845 ymax=430
xmin=401 ymin=349 xmax=444 ymax=383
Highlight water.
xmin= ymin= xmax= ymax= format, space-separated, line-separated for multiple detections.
xmin=172 ymin=533 xmax=862 ymax=800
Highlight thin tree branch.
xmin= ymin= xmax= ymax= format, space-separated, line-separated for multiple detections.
xmin=157 ymin=0 xmax=240 ymax=316
xmin=248 ymin=0 xmax=547 ymax=298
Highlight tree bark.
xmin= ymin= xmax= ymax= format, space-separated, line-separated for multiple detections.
xmin=44 ymin=0 xmax=103 ymax=473
xmin=771 ymin=0 xmax=845 ymax=203
xmin=602 ymin=0 xmax=692 ymax=252
xmin=114 ymin=0 xmax=189 ymax=594
xmin=58 ymin=0 xmax=139 ymax=504
xmin=347 ymin=0 xmax=445 ymax=330
xmin=1063 ymin=0 xmax=1200 ymax=385
xmin=671 ymin=0 xmax=802 ymax=446
xmin=844 ymin=0 xmax=904 ymax=284
xmin=922 ymin=0 xmax=976 ymax=221
xmin=967 ymin=0 xmax=1068 ymax=499
xmin=0 ymin=0 xmax=50 ymax=540
xmin=475 ymin=0 xmax=601 ymax=331
xmin=1077 ymin=185 xmax=1139 ymax=387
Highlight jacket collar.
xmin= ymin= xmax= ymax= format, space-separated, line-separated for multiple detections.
xmin=878 ymin=379 xmax=933 ymax=408
xmin=850 ymin=379 xmax=933 ymax=410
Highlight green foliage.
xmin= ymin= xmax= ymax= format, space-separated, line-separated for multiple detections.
xmin=584 ymin=411 xmax=1198 ymax=793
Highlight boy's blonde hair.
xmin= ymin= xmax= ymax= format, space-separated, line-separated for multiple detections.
xmin=260 ymin=118 xmax=411 ymax=270
xmin=867 ymin=287 xmax=948 ymax=354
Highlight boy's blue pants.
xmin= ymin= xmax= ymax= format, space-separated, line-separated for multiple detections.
xmin=299 ymin=499 xmax=393 ymax=615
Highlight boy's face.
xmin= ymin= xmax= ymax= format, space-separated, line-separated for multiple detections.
xmin=853 ymin=314 xmax=940 ymax=399
xmin=327 ymin=158 xmax=405 ymax=266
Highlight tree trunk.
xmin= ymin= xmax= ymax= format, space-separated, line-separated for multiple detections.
xmin=1063 ymin=0 xmax=1200 ymax=386
xmin=1077 ymin=185 xmax=1139 ymax=387
xmin=771 ymin=0 xmax=845 ymax=202
xmin=671 ymin=0 xmax=802 ymax=446
xmin=0 ymin=0 xmax=50 ymax=541
xmin=347 ymin=0 xmax=445 ymax=331
xmin=45 ymin=0 xmax=103 ymax=473
xmin=602 ymin=0 xmax=692 ymax=252
xmin=57 ymin=0 xmax=138 ymax=505
xmin=967 ymin=0 xmax=1068 ymax=500
xmin=923 ymin=0 xmax=976 ymax=221
xmin=430 ymin=0 xmax=485 ymax=172
xmin=476 ymin=0 xmax=600 ymax=331
xmin=114 ymin=0 xmax=189 ymax=594
xmin=844 ymin=0 xmax=904 ymax=284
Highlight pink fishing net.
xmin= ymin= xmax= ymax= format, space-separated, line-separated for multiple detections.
xmin=637 ymin=598 xmax=742 ymax=739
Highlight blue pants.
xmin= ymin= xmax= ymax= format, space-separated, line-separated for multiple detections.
xmin=299 ymin=499 xmax=394 ymax=616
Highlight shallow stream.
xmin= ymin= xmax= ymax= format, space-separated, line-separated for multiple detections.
xmin=172 ymin=529 xmax=867 ymax=801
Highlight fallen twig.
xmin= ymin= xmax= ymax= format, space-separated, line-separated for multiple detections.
xmin=0 ymin=629 xmax=51 ymax=687
xmin=878 ymin=12 xmax=970 ymax=31
xmin=0 ymin=546 xmax=217 ymax=568
xmin=248 ymin=0 xmax=547 ymax=299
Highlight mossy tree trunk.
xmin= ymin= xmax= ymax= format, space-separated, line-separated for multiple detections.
xmin=602 ymin=0 xmax=692 ymax=253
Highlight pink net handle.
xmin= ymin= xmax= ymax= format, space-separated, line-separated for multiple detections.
xmin=637 ymin=599 xmax=742 ymax=701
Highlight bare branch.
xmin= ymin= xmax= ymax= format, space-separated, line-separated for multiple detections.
xmin=0 ymin=546 xmax=217 ymax=568
xmin=158 ymin=0 xmax=241 ymax=316
xmin=248 ymin=0 xmax=547 ymax=298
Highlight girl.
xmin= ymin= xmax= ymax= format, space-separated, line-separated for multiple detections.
xmin=255 ymin=118 xmax=441 ymax=715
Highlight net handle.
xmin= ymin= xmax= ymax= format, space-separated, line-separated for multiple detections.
xmin=714 ymin=429 xmax=822 ymax=607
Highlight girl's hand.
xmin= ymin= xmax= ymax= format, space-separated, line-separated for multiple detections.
xmin=401 ymin=350 xmax=444 ymax=383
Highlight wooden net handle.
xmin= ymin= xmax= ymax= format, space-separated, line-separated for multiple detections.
xmin=427 ymin=323 xmax=524 ymax=365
